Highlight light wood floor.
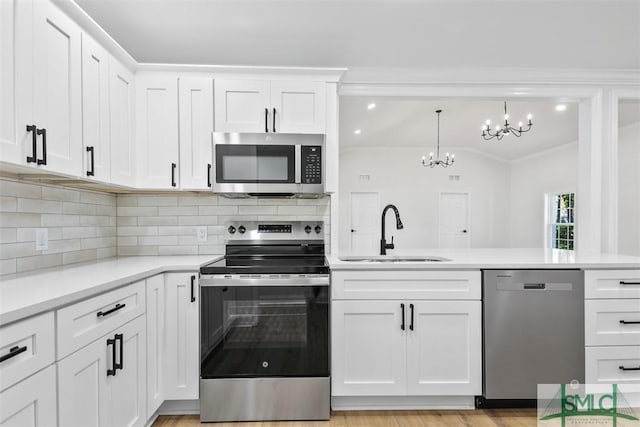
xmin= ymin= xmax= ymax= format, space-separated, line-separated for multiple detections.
xmin=153 ymin=409 xmax=537 ymax=427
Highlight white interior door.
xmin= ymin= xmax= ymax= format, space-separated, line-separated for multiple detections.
xmin=350 ymin=192 xmax=379 ymax=253
xmin=438 ymin=192 xmax=470 ymax=248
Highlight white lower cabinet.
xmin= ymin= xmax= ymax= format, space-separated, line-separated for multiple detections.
xmin=164 ymin=273 xmax=199 ymax=400
xmin=57 ymin=315 xmax=146 ymax=427
xmin=0 ymin=365 xmax=57 ymax=427
xmin=146 ymin=274 xmax=165 ymax=418
xmin=331 ymin=269 xmax=482 ymax=400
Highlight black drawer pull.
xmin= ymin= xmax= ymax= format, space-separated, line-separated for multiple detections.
xmin=114 ymin=333 xmax=123 ymax=371
xmin=36 ymin=128 xmax=46 ymax=165
xmin=86 ymin=146 xmax=95 ymax=176
xmin=107 ymin=337 xmax=117 ymax=376
xmin=97 ymin=303 xmax=125 ymax=317
xmin=26 ymin=125 xmax=37 ymax=163
xmin=0 ymin=345 xmax=27 ymax=363
xmin=620 ymin=320 xmax=640 ymax=325
xmin=619 ymin=365 xmax=640 ymax=371
xmin=400 ymin=303 xmax=405 ymax=331
xmin=620 ymin=281 xmax=640 ymax=286
xmin=409 ymin=303 xmax=414 ymax=331
xmin=190 ymin=275 xmax=196 ymax=303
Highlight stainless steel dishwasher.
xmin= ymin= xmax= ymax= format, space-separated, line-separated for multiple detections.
xmin=478 ymin=269 xmax=584 ymax=407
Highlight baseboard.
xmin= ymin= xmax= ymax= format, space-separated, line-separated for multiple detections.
xmin=331 ymin=395 xmax=476 ymax=410
xmin=144 ymin=411 xmax=160 ymax=427
xmin=158 ymin=399 xmax=200 ymax=415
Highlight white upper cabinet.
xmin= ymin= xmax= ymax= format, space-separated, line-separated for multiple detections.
xmin=8 ymin=0 xmax=82 ymax=176
xmin=214 ymin=79 xmax=326 ymax=134
xmin=81 ymin=34 xmax=111 ymax=182
xmin=109 ymin=59 xmax=135 ymax=187
xmin=178 ymin=77 xmax=214 ymax=190
xmin=32 ymin=0 xmax=83 ymax=176
xmin=136 ymin=73 xmax=179 ymax=189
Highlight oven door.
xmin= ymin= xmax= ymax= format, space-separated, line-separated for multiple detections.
xmin=200 ymin=276 xmax=329 ymax=379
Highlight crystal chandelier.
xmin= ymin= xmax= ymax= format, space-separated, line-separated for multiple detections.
xmin=422 ymin=109 xmax=454 ymax=168
xmin=482 ymin=101 xmax=533 ymax=141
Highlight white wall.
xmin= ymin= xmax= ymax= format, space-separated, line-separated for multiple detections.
xmin=509 ymin=142 xmax=578 ymax=248
xmin=338 ymin=147 xmax=511 ymax=253
xmin=618 ymin=122 xmax=640 ymax=256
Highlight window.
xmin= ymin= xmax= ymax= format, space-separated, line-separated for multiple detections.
xmin=550 ymin=192 xmax=575 ymax=250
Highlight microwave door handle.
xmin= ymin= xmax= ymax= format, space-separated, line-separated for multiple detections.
xmin=295 ymin=145 xmax=301 ymax=184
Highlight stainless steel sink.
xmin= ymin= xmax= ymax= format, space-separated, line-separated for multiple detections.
xmin=339 ymin=255 xmax=451 ymax=262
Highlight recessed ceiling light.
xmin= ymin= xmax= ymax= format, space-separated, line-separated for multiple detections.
xmin=555 ymin=104 xmax=567 ymax=112
xmin=367 ymin=103 xmax=376 ymax=110
xmin=354 ymin=129 xmax=362 ymax=135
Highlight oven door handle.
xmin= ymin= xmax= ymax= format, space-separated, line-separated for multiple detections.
xmin=199 ymin=275 xmax=329 ymax=287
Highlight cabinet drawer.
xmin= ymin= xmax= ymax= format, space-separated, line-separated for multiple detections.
xmin=585 ymin=270 xmax=640 ymax=299
xmin=57 ymin=281 xmax=145 ymax=359
xmin=586 ymin=346 xmax=640 ymax=385
xmin=0 ymin=312 xmax=55 ymax=392
xmin=585 ymin=299 xmax=640 ymax=346
xmin=332 ymin=270 xmax=481 ymax=300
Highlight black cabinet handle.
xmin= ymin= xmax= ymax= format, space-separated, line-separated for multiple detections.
xmin=86 ymin=146 xmax=95 ymax=176
xmin=273 ymin=107 xmax=276 ymax=132
xmin=97 ymin=303 xmax=125 ymax=317
xmin=107 ymin=337 xmax=117 ymax=376
xmin=265 ymin=108 xmax=269 ymax=132
xmin=619 ymin=365 xmax=640 ymax=371
xmin=114 ymin=333 xmax=123 ymax=371
xmin=400 ymin=303 xmax=405 ymax=331
xmin=26 ymin=125 xmax=37 ymax=163
xmin=409 ymin=303 xmax=414 ymax=331
xmin=620 ymin=320 xmax=640 ymax=325
xmin=620 ymin=281 xmax=640 ymax=286
xmin=190 ymin=275 xmax=196 ymax=303
xmin=36 ymin=128 xmax=46 ymax=165
xmin=0 ymin=345 xmax=27 ymax=363
xmin=207 ymin=163 xmax=212 ymax=187
xmin=171 ymin=162 xmax=177 ymax=187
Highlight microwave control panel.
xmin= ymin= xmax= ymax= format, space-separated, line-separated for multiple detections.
xmin=301 ymin=146 xmax=322 ymax=184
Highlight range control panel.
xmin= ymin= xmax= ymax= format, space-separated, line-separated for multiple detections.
xmin=226 ymin=221 xmax=324 ymax=241
xmin=301 ymin=146 xmax=322 ymax=184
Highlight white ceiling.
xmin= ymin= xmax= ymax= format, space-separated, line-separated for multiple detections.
xmin=73 ymin=0 xmax=640 ymax=70
xmin=340 ymin=98 xmax=640 ymax=161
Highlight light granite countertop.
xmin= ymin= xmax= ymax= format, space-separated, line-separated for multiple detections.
xmin=0 ymin=255 xmax=221 ymax=325
xmin=328 ymin=248 xmax=640 ymax=270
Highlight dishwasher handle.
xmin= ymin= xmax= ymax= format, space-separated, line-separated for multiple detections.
xmin=523 ymin=283 xmax=546 ymax=290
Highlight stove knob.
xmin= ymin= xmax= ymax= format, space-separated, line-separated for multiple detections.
xmin=304 ymin=225 xmax=312 ymax=234
xmin=238 ymin=225 xmax=246 ymax=234
xmin=314 ymin=225 xmax=322 ymax=234
xmin=227 ymin=225 xmax=236 ymax=234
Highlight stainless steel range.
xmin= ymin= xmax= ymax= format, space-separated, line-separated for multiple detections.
xmin=198 ymin=221 xmax=330 ymax=423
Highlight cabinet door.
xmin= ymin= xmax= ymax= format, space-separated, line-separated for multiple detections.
xmin=109 ymin=60 xmax=135 ymax=187
xmin=108 ymin=316 xmax=146 ymax=427
xmin=136 ymin=74 xmax=179 ymax=189
xmin=407 ymin=301 xmax=481 ymax=396
xmin=331 ymin=300 xmax=407 ymax=396
xmin=32 ymin=0 xmax=82 ymax=176
xmin=270 ymin=81 xmax=326 ymax=134
xmin=179 ymin=77 xmax=213 ymax=190
xmin=0 ymin=365 xmax=57 ymax=427
xmin=164 ymin=273 xmax=199 ymax=399
xmin=0 ymin=0 xmax=28 ymax=166
xmin=214 ymin=79 xmax=270 ymax=132
xmin=146 ymin=275 xmax=165 ymax=418
xmin=81 ymin=34 xmax=110 ymax=182
xmin=58 ymin=333 xmax=110 ymax=427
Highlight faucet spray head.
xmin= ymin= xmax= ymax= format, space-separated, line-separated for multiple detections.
xmin=396 ymin=218 xmax=404 ymax=230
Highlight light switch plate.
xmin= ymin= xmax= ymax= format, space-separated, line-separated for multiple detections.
xmin=196 ymin=226 xmax=207 ymax=242
xmin=36 ymin=228 xmax=48 ymax=250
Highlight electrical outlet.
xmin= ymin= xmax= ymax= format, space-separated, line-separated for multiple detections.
xmin=36 ymin=228 xmax=48 ymax=250
xmin=196 ymin=226 xmax=207 ymax=242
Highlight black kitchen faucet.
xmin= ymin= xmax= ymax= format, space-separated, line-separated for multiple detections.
xmin=380 ymin=204 xmax=404 ymax=255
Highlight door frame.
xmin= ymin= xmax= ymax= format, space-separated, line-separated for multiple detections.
xmin=437 ymin=191 xmax=471 ymax=249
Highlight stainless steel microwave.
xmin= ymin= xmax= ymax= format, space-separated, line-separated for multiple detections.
xmin=212 ymin=132 xmax=324 ymax=197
